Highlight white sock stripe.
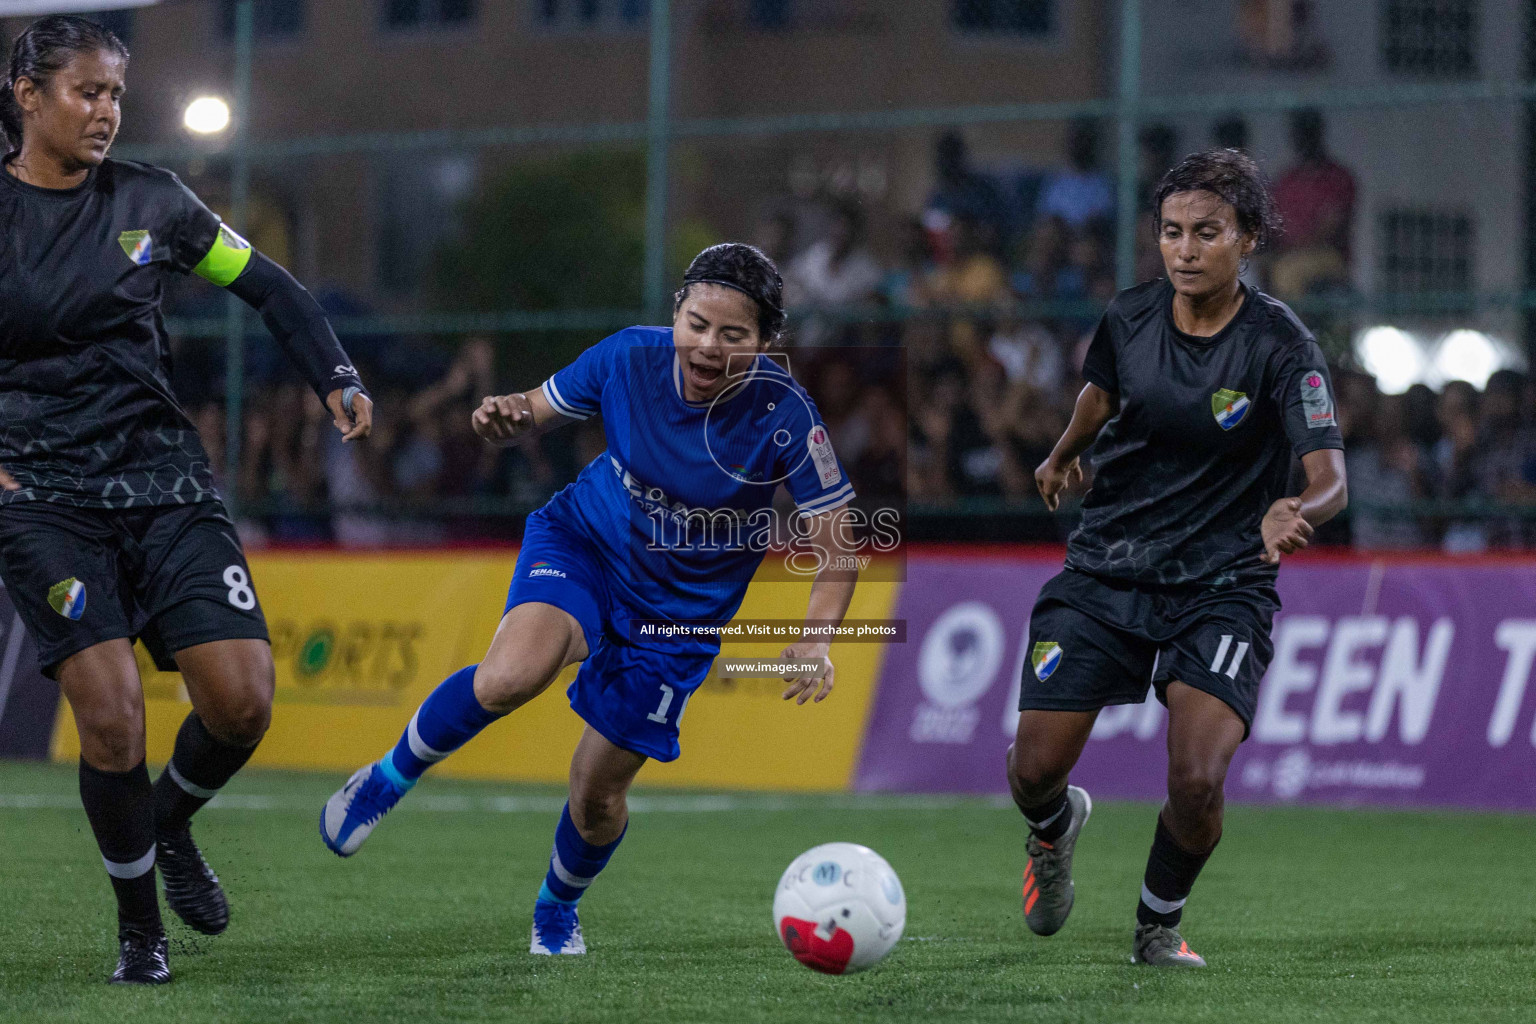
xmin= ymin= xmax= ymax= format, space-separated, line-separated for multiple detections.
xmin=406 ymin=712 xmax=449 ymax=763
xmin=1226 ymin=641 xmax=1251 ymax=679
xmin=103 ymin=846 xmax=156 ymax=879
xmin=167 ymin=760 xmax=219 ymax=800
xmin=1209 ymin=634 xmax=1232 ymax=673
xmin=549 ymin=849 xmax=595 ymax=889
xmin=1140 ymin=883 xmax=1187 ymax=916
xmin=1024 ymin=800 xmax=1068 ymax=831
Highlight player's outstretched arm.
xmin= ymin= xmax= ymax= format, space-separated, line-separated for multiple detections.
xmin=0 ymin=465 xmax=19 ymax=492
xmin=1260 ymin=448 xmax=1347 ymax=564
xmin=781 ymin=506 xmax=860 ymax=706
xmin=471 ymin=388 xmax=568 ymax=447
xmin=195 ymin=234 xmax=373 ymax=442
xmin=1035 ymin=383 xmax=1119 ymax=511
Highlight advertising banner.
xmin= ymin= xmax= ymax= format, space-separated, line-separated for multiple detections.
xmin=854 ymin=553 xmax=1536 ymax=812
xmin=48 ymin=552 xmax=897 ymax=792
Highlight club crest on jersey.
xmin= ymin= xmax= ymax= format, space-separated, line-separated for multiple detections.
xmin=48 ymin=578 xmax=87 ymax=621
xmin=1031 ymin=641 xmax=1063 ymax=681
xmin=117 ymin=230 xmax=153 ymax=266
xmin=1211 ymin=388 xmax=1251 ymax=431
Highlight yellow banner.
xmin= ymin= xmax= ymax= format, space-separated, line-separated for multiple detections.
xmin=52 ymin=552 xmax=898 ymax=792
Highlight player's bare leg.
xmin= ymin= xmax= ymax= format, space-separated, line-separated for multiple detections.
xmin=1008 ymin=708 xmax=1097 ymax=936
xmin=1132 ymin=681 xmax=1245 ymax=967
xmin=153 ymin=638 xmax=275 ymax=936
xmin=531 ymin=727 xmax=648 ymax=955
xmin=568 ymin=725 xmax=646 ymax=844
xmin=60 ymin=640 xmax=148 ymax=772
xmin=472 ymin=602 xmax=589 ymax=714
xmin=58 ymin=640 xmax=169 ymax=983
xmin=321 ymin=602 xmax=587 ymax=856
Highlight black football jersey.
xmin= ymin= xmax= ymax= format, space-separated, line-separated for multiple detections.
xmin=0 ymin=158 xmax=223 ymax=508
xmin=1068 ymin=278 xmax=1345 ymax=586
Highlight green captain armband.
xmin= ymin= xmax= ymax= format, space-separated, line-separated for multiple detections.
xmin=192 ymin=223 xmax=255 ymax=287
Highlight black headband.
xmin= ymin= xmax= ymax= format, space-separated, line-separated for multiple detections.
xmin=681 ymin=276 xmax=784 ymax=318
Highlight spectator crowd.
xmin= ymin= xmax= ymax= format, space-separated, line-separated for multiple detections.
xmin=167 ymin=112 xmax=1536 ymax=552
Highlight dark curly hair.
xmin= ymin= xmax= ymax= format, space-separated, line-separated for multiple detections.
xmin=1 ymin=15 xmax=128 ymax=155
xmin=674 ymin=243 xmax=787 ymax=344
xmin=1153 ymin=148 xmax=1281 ymax=253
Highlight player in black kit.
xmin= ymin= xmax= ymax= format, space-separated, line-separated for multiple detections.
xmin=0 ymin=17 xmax=373 ymax=984
xmin=1005 ymin=150 xmax=1347 ymax=966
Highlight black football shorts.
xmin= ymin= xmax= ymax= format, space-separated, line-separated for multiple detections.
xmin=0 ymin=499 xmax=269 ymax=678
xmin=1019 ymin=567 xmax=1279 ymax=736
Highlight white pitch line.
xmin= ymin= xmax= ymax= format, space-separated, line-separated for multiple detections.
xmin=0 ymin=792 xmax=1011 ymax=814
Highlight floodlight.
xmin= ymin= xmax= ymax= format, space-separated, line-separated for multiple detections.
xmin=1354 ymin=326 xmax=1425 ymax=395
xmin=183 ymin=96 xmax=231 ymax=136
xmin=1432 ymin=329 xmax=1501 ymax=389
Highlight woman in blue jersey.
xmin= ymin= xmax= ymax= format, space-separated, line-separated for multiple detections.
xmin=322 ymin=243 xmax=860 ymax=955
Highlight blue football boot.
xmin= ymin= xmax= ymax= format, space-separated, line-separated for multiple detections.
xmin=320 ymin=763 xmax=406 ymax=857
xmin=530 ymin=899 xmax=586 ymax=955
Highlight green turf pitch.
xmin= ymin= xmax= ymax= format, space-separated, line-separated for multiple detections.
xmin=0 ymin=761 xmax=1531 ymax=1024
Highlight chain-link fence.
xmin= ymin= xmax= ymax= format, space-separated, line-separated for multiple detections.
xmin=4 ymin=0 xmax=1534 ymax=550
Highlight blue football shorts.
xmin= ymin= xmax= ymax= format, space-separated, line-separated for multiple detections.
xmin=504 ymin=509 xmax=715 ymax=762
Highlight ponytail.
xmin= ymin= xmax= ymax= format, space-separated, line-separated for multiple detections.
xmin=0 ymin=76 xmax=21 ymax=155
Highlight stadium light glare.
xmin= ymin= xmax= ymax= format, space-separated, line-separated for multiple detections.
xmin=183 ymin=96 xmax=231 ymax=136
xmin=1355 ymin=326 xmax=1425 ymax=395
xmin=1433 ymin=329 xmax=1502 ymax=388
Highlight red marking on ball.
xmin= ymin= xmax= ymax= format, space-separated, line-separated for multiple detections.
xmin=779 ymin=916 xmax=854 ymax=975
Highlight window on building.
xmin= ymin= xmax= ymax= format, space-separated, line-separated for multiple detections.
xmin=384 ymin=0 xmax=477 ymax=30
xmin=950 ymin=0 xmax=1054 ymax=38
xmin=1380 ymin=209 xmax=1474 ymax=297
xmin=1381 ymin=0 xmax=1477 ymax=77
xmin=220 ymin=0 xmax=305 ymax=40
xmin=88 ymin=10 xmax=135 ymax=46
xmin=748 ymin=0 xmax=792 ymax=30
xmin=534 ymin=0 xmax=649 ymax=29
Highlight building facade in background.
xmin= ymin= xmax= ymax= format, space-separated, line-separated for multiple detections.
xmin=3 ymin=0 xmax=1108 ymax=309
xmin=1140 ymin=0 xmax=1528 ymax=357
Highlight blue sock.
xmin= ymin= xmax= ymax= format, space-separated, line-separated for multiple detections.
xmin=538 ymin=802 xmax=627 ymax=905
xmin=381 ymin=665 xmax=501 ymax=790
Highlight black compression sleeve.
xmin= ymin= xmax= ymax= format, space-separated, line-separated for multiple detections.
xmin=225 ymin=251 xmax=367 ymax=405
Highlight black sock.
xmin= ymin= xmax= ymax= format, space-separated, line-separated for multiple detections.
xmin=79 ymin=759 xmax=161 ymax=937
xmin=1136 ymin=815 xmax=1216 ymax=928
xmin=1019 ymin=787 xmax=1072 ymax=843
xmin=153 ymin=713 xmax=258 ymax=833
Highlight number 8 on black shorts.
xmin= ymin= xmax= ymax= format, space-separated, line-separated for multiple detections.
xmin=0 ymin=500 xmax=269 ymax=679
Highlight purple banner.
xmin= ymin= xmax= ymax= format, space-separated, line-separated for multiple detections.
xmin=854 ymin=553 xmax=1536 ymax=811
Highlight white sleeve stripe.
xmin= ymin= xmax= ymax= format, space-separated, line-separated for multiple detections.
xmin=797 ymin=495 xmax=855 ymax=519
xmin=797 ymin=483 xmax=854 ymax=510
xmin=544 ymin=378 xmax=594 ymax=416
xmin=796 ymin=485 xmax=856 ymax=516
xmin=542 ymin=379 xmax=593 ymax=421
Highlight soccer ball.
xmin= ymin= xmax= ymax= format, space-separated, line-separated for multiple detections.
xmin=773 ymin=842 xmax=906 ymax=974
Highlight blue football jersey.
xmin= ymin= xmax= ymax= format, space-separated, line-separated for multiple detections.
xmin=538 ymin=327 xmax=853 ymax=627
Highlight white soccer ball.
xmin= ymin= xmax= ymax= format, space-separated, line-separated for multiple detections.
xmin=772 ymin=842 xmax=906 ymax=974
